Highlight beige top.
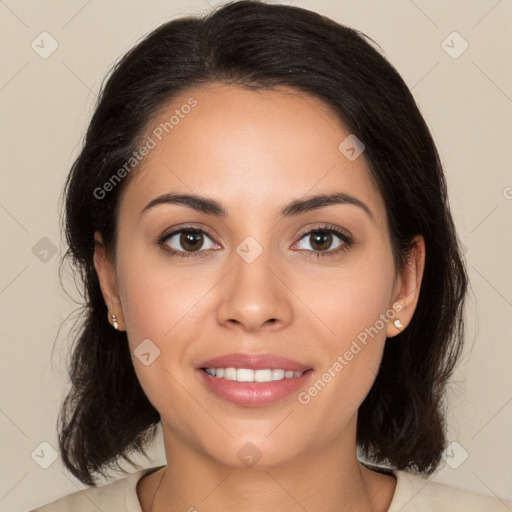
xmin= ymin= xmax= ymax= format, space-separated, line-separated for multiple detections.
xmin=30 ymin=464 xmax=511 ymax=511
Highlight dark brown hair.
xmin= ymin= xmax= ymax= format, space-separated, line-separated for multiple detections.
xmin=58 ymin=0 xmax=468 ymax=486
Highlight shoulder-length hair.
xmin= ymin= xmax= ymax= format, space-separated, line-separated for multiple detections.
xmin=58 ymin=0 xmax=468 ymax=486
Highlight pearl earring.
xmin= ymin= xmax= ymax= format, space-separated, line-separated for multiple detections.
xmin=112 ymin=314 xmax=119 ymax=330
xmin=393 ymin=318 xmax=403 ymax=330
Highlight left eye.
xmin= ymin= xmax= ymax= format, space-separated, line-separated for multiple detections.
xmin=295 ymin=229 xmax=348 ymax=252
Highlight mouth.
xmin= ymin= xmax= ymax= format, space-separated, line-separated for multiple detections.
xmin=196 ymin=353 xmax=314 ymax=407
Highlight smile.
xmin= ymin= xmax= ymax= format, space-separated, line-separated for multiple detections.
xmin=196 ymin=352 xmax=313 ymax=407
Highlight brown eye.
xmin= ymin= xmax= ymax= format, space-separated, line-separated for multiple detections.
xmin=308 ymin=231 xmax=333 ymax=251
xmin=296 ymin=228 xmax=349 ymax=254
xmin=162 ymin=228 xmax=218 ymax=255
xmin=179 ymin=230 xmax=204 ymax=251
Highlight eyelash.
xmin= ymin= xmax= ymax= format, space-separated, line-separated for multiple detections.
xmin=157 ymin=224 xmax=353 ymax=259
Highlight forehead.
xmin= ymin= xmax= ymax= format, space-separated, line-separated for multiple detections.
xmin=119 ymin=82 xmax=387 ymax=229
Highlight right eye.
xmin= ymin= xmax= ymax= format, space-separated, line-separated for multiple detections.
xmin=159 ymin=227 xmax=220 ymax=258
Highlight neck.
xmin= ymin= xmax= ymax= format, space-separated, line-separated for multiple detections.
xmin=144 ymin=419 xmax=396 ymax=512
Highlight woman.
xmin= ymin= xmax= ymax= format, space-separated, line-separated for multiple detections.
xmin=31 ymin=1 xmax=511 ymax=511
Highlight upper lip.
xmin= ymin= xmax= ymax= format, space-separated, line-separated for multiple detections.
xmin=198 ymin=352 xmax=312 ymax=372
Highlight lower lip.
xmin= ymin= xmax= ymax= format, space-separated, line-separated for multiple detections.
xmin=197 ymin=369 xmax=313 ymax=407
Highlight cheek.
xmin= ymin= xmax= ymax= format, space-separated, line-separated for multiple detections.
xmin=296 ymin=246 xmax=395 ymax=409
xmin=120 ymin=271 xmax=181 ymax=343
xmin=305 ymin=246 xmax=395 ymax=349
xmin=115 ymin=246 xmax=219 ymax=394
xmin=115 ymin=253 xmax=206 ymax=435
xmin=116 ymin=241 xmax=210 ymax=344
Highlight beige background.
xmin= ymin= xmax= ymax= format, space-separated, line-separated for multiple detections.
xmin=1 ymin=0 xmax=511 ymax=510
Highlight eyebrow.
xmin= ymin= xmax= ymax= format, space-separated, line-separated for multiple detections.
xmin=140 ymin=192 xmax=374 ymax=222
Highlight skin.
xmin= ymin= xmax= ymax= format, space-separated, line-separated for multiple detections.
xmin=94 ymin=83 xmax=425 ymax=512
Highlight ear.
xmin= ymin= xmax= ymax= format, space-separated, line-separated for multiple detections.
xmin=93 ymin=231 xmax=125 ymax=331
xmin=386 ymin=235 xmax=425 ymax=338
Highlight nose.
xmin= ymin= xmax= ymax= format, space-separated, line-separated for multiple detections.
xmin=216 ymin=248 xmax=293 ymax=333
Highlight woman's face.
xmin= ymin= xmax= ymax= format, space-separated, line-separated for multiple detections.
xmin=96 ymin=83 xmax=422 ymax=469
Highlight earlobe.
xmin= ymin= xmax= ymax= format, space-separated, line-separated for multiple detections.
xmin=93 ymin=231 xmax=126 ymax=331
xmin=386 ymin=235 xmax=425 ymax=338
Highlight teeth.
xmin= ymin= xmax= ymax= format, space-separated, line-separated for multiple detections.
xmin=271 ymin=369 xmax=284 ymax=381
xmin=204 ymin=367 xmax=304 ymax=382
xmin=224 ymin=367 xmax=237 ymax=380
xmin=237 ymin=368 xmax=254 ymax=382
